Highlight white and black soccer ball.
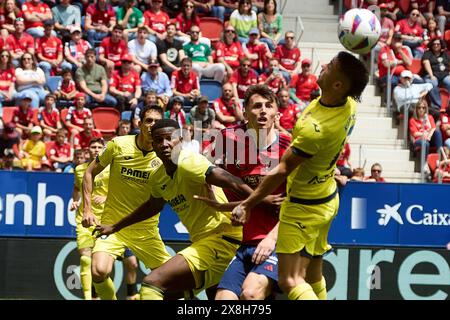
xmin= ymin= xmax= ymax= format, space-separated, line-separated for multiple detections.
xmin=338 ymin=8 xmax=381 ymax=55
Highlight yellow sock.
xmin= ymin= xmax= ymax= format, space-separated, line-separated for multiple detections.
xmin=288 ymin=283 xmax=318 ymax=300
xmin=93 ymin=278 xmax=117 ymax=300
xmin=80 ymin=255 xmax=92 ymax=300
xmin=139 ymin=283 xmax=164 ymax=300
xmin=310 ymin=277 xmax=327 ymax=300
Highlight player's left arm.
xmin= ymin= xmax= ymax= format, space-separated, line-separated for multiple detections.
xmin=205 ymin=166 xmax=254 ymax=198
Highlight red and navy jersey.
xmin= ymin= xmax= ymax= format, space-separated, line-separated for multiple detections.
xmin=13 ymin=107 xmax=34 ymax=126
xmin=215 ymin=123 xmax=291 ymax=243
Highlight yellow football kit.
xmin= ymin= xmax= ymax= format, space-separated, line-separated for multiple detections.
xmin=75 ymin=162 xmax=110 ymax=250
xmin=278 ymin=97 xmax=356 ymax=256
xmin=92 ymin=135 xmax=171 ymax=269
xmin=150 ymin=149 xmax=242 ymax=290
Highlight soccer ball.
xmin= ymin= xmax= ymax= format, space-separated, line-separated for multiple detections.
xmin=338 ymin=8 xmax=381 ymax=55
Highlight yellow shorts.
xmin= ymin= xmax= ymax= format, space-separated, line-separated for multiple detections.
xmin=76 ymin=223 xmax=97 ymax=250
xmin=178 ymin=229 xmax=241 ymax=291
xmin=277 ymin=195 xmax=339 ymax=257
xmin=92 ymin=227 xmax=171 ymax=270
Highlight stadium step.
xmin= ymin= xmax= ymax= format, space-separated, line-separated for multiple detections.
xmin=349 ymin=137 xmax=405 ymax=149
xmin=354 ymin=117 xmax=394 ymax=130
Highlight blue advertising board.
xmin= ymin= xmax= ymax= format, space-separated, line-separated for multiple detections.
xmin=1 ymin=172 xmax=449 ymax=247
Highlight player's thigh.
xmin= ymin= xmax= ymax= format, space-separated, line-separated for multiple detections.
xmin=91 ymin=251 xmax=116 ymax=277
xmin=76 ymin=223 xmax=96 ymax=251
xmin=118 ymin=229 xmax=171 ymax=270
xmin=306 ymin=257 xmax=323 ymax=284
xmin=240 ymin=272 xmax=272 ymax=300
xmin=216 ymin=248 xmax=248 ymax=299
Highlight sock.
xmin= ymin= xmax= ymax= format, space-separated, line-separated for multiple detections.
xmin=127 ymin=283 xmax=138 ymax=296
xmin=139 ymin=283 xmax=164 ymax=300
xmin=288 ymin=283 xmax=318 ymax=300
xmin=310 ymin=277 xmax=327 ymax=300
xmin=93 ymin=278 xmax=117 ymax=300
xmin=79 ymin=255 xmax=92 ymax=300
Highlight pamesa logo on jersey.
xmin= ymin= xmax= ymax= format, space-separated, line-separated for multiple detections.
xmin=350 ymin=198 xmax=450 ymax=229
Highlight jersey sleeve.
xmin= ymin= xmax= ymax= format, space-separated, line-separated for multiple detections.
xmin=97 ymin=139 xmax=117 ymax=167
xmin=179 ymin=151 xmax=213 ymax=185
xmin=291 ymin=121 xmax=322 ymax=157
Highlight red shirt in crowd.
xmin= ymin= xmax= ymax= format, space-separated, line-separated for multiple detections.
xmin=377 ymin=45 xmax=412 ymax=78
xmin=337 ymin=143 xmax=351 ymax=167
xmin=99 ymin=37 xmax=128 ymax=66
xmin=258 ymin=72 xmax=285 ymax=94
xmin=274 ymin=44 xmax=301 ymax=71
xmin=0 ymin=68 xmax=15 ymax=91
xmin=13 ymin=107 xmax=34 ymax=126
xmin=6 ymin=33 xmax=34 ymax=55
xmin=21 ymin=1 xmax=51 ymax=29
xmin=212 ymin=97 xmax=239 ymax=127
xmin=175 ymin=13 xmax=200 ymax=34
xmin=215 ymin=41 xmax=245 ymax=69
xmin=38 ymin=107 xmax=60 ymax=128
xmin=46 ymin=140 xmax=71 ymax=163
xmin=171 ymin=70 xmax=200 ymax=94
xmin=291 ymin=73 xmax=319 ymax=102
xmin=110 ymin=69 xmax=141 ymax=93
xmin=395 ymin=19 xmax=423 ymax=38
xmin=73 ymin=130 xmax=103 ymax=150
xmin=0 ymin=9 xmax=22 ymax=28
xmin=36 ymin=36 xmax=63 ymax=60
xmin=230 ymin=69 xmax=258 ymax=99
xmin=245 ymin=41 xmax=269 ymax=70
xmin=278 ymin=103 xmax=301 ymax=131
xmin=144 ymin=9 xmax=170 ymax=34
xmin=86 ymin=3 xmax=116 ymax=27
xmin=66 ymin=107 xmax=92 ymax=127
xmin=58 ymin=79 xmax=77 ymax=94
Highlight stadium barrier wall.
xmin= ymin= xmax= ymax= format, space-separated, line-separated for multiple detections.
xmin=0 ymin=238 xmax=448 ymax=300
xmin=0 ymin=172 xmax=449 ymax=247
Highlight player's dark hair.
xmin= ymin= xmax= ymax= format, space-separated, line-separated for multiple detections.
xmin=244 ymin=84 xmax=280 ymax=110
xmin=336 ymin=51 xmax=368 ymax=103
xmin=151 ymin=119 xmax=180 ymax=134
xmin=140 ymin=104 xmax=163 ymax=122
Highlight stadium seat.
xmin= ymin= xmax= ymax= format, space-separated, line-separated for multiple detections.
xmin=199 ymin=17 xmax=223 ymax=47
xmin=408 ymin=58 xmax=422 ymax=75
xmin=46 ymin=76 xmax=62 ymax=93
xmin=439 ymin=88 xmax=449 ymax=113
xmin=121 ymin=110 xmax=132 ymax=121
xmin=398 ymin=0 xmax=410 ymax=14
xmin=60 ymin=108 xmax=69 ymax=123
xmin=1 ymin=106 xmax=17 ymax=124
xmin=200 ymin=80 xmax=223 ymax=103
xmin=445 ymin=30 xmax=450 ymax=50
xmin=92 ymin=107 xmax=120 ymax=137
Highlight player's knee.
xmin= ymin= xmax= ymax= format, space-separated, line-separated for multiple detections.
xmin=91 ymin=263 xmax=111 ymax=282
xmin=278 ymin=276 xmax=298 ymax=294
xmin=125 ymin=258 xmax=138 ymax=271
xmin=240 ymin=287 xmax=265 ymax=300
xmin=142 ymin=273 xmax=164 ymax=290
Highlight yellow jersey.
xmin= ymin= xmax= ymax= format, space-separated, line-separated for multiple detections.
xmin=150 ymin=149 xmax=241 ymax=243
xmin=22 ymin=140 xmax=46 ymax=162
xmin=98 ymin=135 xmax=162 ymax=230
xmin=289 ymin=97 xmax=356 ymax=200
xmin=74 ymin=162 xmax=110 ymax=222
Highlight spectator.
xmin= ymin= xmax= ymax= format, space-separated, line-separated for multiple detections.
xmin=128 ymin=26 xmax=157 ymax=75
xmin=216 ymin=25 xmax=246 ymax=77
xmin=143 ymin=0 xmax=170 ymax=43
xmin=72 ymin=117 xmax=103 ymax=150
xmin=275 ymin=88 xmax=300 ymax=136
xmin=0 ymin=147 xmax=22 ymax=170
xmin=257 ymin=0 xmax=282 ymax=52
xmin=230 ymin=0 xmax=257 ymax=44
xmin=38 ymin=93 xmax=62 ymax=140
xmin=46 ymin=128 xmax=72 ymax=172
xmin=184 ymin=25 xmax=226 ymax=82
xmin=393 ymin=69 xmax=434 ymax=116
xmin=164 ymin=95 xmax=189 ymax=128
xmin=409 ymin=98 xmax=443 ymax=157
xmin=141 ymin=58 xmax=172 ymax=109
xmin=258 ymin=58 xmax=287 ymax=94
xmin=337 ymin=142 xmax=353 ymax=179
xmin=109 ymin=54 xmax=142 ymax=112
xmin=117 ymin=119 xmax=131 ymax=136
xmin=14 ymin=53 xmax=47 ymax=109
xmin=36 ymin=19 xmax=71 ymax=79
xmin=377 ymin=32 xmax=413 ymax=89
xmin=19 ymin=125 xmax=46 ymax=171
xmin=411 ymin=0 xmax=435 ymax=25
xmin=63 ymin=147 xmax=85 ymax=173
xmin=243 ymin=27 xmax=271 ymax=74
xmin=213 ymin=0 xmax=239 ymax=23
xmin=133 ymin=90 xmax=158 ymax=132
xmin=440 ymin=105 xmax=450 ymax=149
xmin=289 ymin=58 xmax=319 ymax=109
xmin=176 ymin=1 xmax=210 ymax=47
xmin=0 ymin=0 xmax=23 ymax=40
xmin=55 ymin=68 xmax=78 ymax=103
xmin=52 ymin=0 xmax=82 ymax=43
xmin=394 ymin=9 xmax=425 ymax=58
xmin=252 ymin=0 xmax=265 ymax=12
xmin=0 ymin=122 xmax=20 ymax=159
xmin=372 ymin=3 xmax=395 ymax=65
xmin=350 ymin=167 xmax=365 ymax=181
xmin=64 ymin=25 xmax=92 ymax=71
xmin=190 ymin=95 xmax=217 ymax=134
xmin=212 ymin=82 xmax=244 ymax=128
xmin=5 ymin=17 xmax=35 ymax=66
xmin=422 ymin=17 xmax=442 ymax=49
xmin=116 ymin=0 xmax=144 ymax=42
xmin=230 ymin=57 xmax=258 ymax=102
xmin=98 ymin=25 xmax=129 ymax=76
xmin=422 ymin=39 xmax=450 ymax=110
xmin=156 ymin=21 xmax=185 ymax=78
xmin=273 ymin=31 xmax=301 ymax=83
xmin=170 ymin=57 xmax=200 ymax=107
xmin=437 ymin=0 xmax=450 ymax=35
xmin=21 ymin=0 xmax=53 ymax=39
xmin=0 ymin=49 xmax=16 ymax=112
xmin=85 ymin=0 xmax=116 ymax=47
xmin=65 ymin=92 xmax=92 ymax=136
xmin=12 ymin=94 xmax=34 ymax=138
xmin=75 ymin=49 xmax=117 ymax=107
xmin=364 ymin=163 xmax=386 ymax=182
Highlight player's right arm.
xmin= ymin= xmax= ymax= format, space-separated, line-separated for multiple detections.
xmin=94 ymin=196 xmax=166 ymax=236
xmin=82 ymin=160 xmax=106 ymax=227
